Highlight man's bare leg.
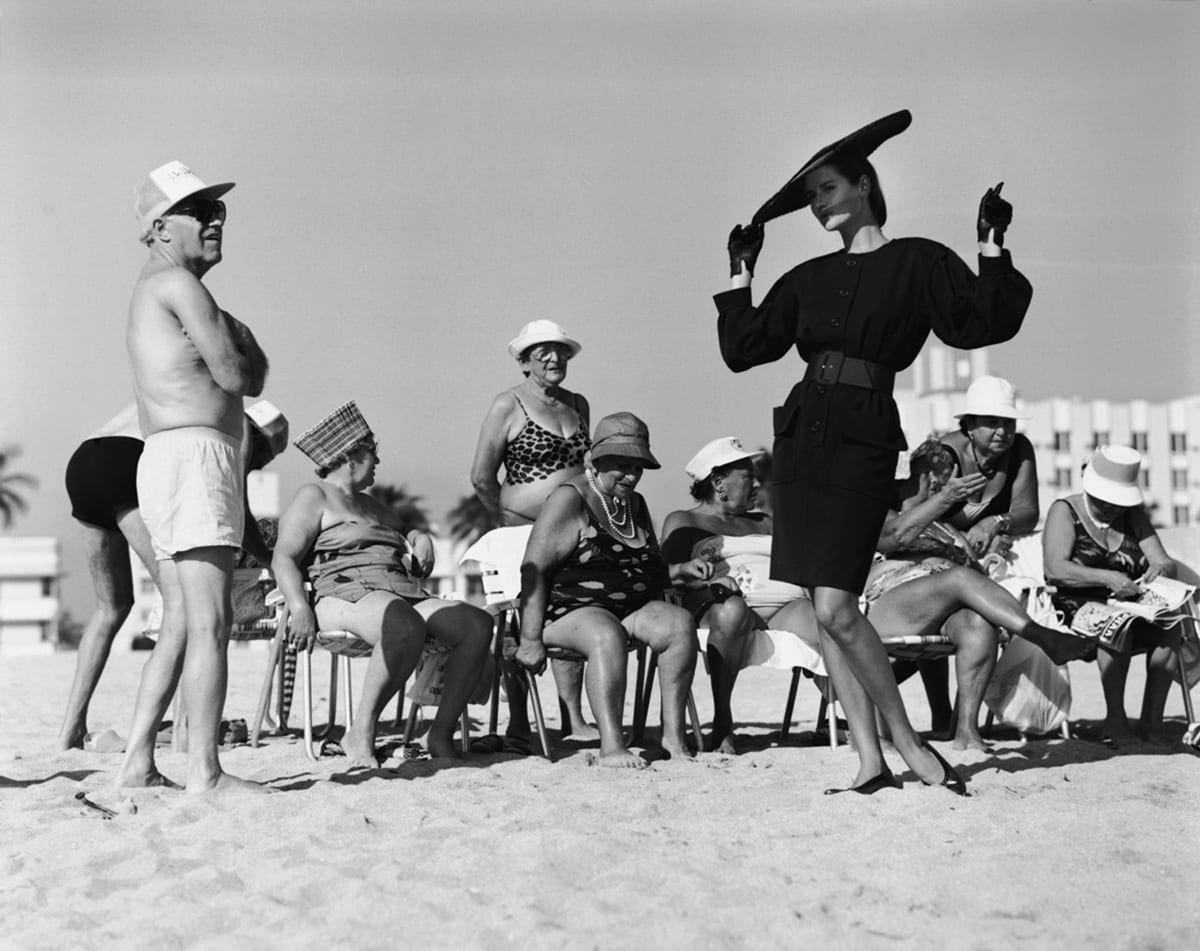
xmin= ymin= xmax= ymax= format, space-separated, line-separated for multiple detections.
xmin=175 ymin=547 xmax=264 ymax=793
xmin=115 ymin=558 xmax=187 ymax=788
xmin=60 ymin=526 xmax=136 ymax=749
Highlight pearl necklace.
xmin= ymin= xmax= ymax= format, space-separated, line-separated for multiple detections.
xmin=586 ymin=468 xmax=637 ymax=540
xmin=1083 ymin=497 xmax=1119 ymax=552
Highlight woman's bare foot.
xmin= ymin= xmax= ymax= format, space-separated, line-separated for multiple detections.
xmin=343 ymin=730 xmax=384 ymax=769
xmin=564 ymin=722 xmax=601 ymax=742
xmin=425 ymin=729 xmax=461 ymax=759
xmin=115 ymin=765 xmax=181 ymax=790
xmin=704 ymin=731 xmax=738 ymax=754
xmin=952 ymin=729 xmax=994 ymax=753
xmin=660 ymin=735 xmax=696 ymax=761
xmin=598 ymin=748 xmax=646 ymax=768
xmin=192 ymin=772 xmax=273 ymax=795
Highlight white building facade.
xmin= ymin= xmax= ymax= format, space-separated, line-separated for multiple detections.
xmin=0 ymin=536 xmax=61 ymax=655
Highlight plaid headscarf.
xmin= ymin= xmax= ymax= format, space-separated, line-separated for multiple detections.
xmin=293 ymin=401 xmax=372 ymax=469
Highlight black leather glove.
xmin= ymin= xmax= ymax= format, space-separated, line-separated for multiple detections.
xmin=727 ymin=223 xmax=764 ymax=278
xmin=977 ymin=182 xmax=1012 ymax=246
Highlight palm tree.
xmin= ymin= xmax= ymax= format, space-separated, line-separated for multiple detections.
xmin=446 ymin=493 xmax=500 ymax=546
xmin=0 ymin=447 xmax=36 ymax=528
xmin=368 ymin=482 xmax=431 ymax=532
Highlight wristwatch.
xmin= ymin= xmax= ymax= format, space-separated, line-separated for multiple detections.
xmin=995 ymin=514 xmax=1012 ymax=534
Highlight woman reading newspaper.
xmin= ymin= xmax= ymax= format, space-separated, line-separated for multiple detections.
xmin=1043 ymin=446 xmax=1191 ymax=747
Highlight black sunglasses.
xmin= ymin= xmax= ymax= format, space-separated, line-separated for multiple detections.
xmin=165 ymin=198 xmax=226 ymax=225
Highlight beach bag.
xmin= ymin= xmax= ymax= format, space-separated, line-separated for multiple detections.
xmin=984 ymin=637 xmax=1072 ymax=735
xmin=231 ymin=568 xmax=271 ymax=627
xmin=406 ymin=643 xmax=494 ymax=707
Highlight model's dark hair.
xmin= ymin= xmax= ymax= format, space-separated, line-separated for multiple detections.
xmin=827 ymin=149 xmax=887 ymax=226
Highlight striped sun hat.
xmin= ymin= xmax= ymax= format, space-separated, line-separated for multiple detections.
xmin=294 ymin=401 xmax=372 ymax=469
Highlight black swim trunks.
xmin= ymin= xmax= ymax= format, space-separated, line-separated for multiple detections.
xmin=65 ymin=436 xmax=143 ymax=531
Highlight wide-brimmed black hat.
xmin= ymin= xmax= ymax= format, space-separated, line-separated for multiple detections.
xmin=750 ymin=109 xmax=912 ymax=225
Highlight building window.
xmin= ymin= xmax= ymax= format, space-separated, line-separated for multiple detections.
xmin=1055 ymin=467 xmax=1073 ymax=489
xmin=1132 ymin=432 xmax=1148 ymax=452
xmin=1172 ymin=470 xmax=1188 ymax=490
xmin=1173 ymin=505 xmax=1190 ymax=525
xmin=41 ymin=578 xmax=53 ymax=597
xmin=1139 ymin=468 xmax=1150 ymax=489
xmin=1170 ymin=432 xmax=1187 ymax=453
xmin=1053 ymin=431 xmax=1071 ymax=452
xmin=1092 ymin=431 xmax=1110 ymax=449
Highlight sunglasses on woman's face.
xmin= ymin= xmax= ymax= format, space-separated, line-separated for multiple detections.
xmin=165 ymin=198 xmax=226 ymax=225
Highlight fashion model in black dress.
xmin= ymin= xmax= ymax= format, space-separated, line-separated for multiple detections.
xmin=714 ymin=111 xmax=1031 ymax=794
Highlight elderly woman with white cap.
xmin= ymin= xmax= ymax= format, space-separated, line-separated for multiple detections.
xmin=661 ymin=437 xmax=815 ymax=754
xmin=938 ymin=375 xmax=1039 ymax=558
xmin=1043 ymin=446 xmax=1182 ymax=746
xmin=273 ymin=402 xmax=492 ymax=765
xmin=514 ymin=413 xmax=708 ymax=767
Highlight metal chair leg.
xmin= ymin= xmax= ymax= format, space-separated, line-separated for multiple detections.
xmin=301 ymin=649 xmax=318 ymax=761
xmin=251 ymin=613 xmax=287 ymax=746
xmin=318 ymin=654 xmax=338 ymax=741
xmin=403 ymin=702 xmax=421 ymax=745
xmin=341 ymin=655 xmax=354 ymax=729
xmin=686 ymin=691 xmax=704 ymax=751
xmin=523 ymin=669 xmax=554 ymax=761
xmin=780 ymin=667 xmax=802 ymax=740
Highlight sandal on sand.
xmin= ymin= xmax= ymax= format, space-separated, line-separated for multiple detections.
xmin=82 ymin=730 xmax=126 ymax=754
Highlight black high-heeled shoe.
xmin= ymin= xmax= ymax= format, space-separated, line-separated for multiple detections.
xmin=921 ymin=743 xmax=969 ymax=797
xmin=824 ymin=767 xmax=902 ymax=796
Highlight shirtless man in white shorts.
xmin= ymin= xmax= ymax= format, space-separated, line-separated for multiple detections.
xmin=116 ymin=161 xmax=269 ymax=794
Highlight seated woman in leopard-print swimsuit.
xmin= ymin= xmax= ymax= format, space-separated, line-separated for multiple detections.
xmin=470 ymin=320 xmax=595 ymax=739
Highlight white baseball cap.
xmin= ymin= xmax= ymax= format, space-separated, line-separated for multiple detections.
xmin=134 ymin=160 xmax=234 ymax=242
xmin=685 ymin=436 xmax=763 ymax=483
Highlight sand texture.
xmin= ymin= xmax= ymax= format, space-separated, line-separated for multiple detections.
xmin=2 ymin=647 xmax=1198 ymax=950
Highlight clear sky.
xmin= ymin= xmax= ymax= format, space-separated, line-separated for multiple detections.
xmin=2 ymin=0 xmax=1198 ymax=619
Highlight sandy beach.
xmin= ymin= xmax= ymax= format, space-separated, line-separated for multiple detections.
xmin=2 ymin=645 xmax=1198 ymax=951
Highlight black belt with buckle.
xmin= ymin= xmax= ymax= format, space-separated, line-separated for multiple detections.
xmin=803 ymin=351 xmax=895 ymax=391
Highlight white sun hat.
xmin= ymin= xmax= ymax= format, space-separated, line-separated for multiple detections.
xmin=506 ymin=320 xmax=582 ymax=361
xmin=1082 ymin=445 xmax=1144 ymax=507
xmin=685 ymin=436 xmax=764 ymax=483
xmin=954 ymin=375 xmax=1030 ymax=420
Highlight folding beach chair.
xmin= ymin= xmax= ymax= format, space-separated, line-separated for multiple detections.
xmin=250 ymin=586 xmax=470 ymax=761
xmin=460 ymin=527 xmax=703 ymax=761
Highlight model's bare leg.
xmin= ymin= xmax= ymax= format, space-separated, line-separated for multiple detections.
xmin=627 ymin=601 xmax=698 ymax=760
xmin=420 ymin=600 xmax=492 ymax=758
xmin=812 ymin=587 xmax=947 ymax=786
xmin=817 ymin=626 xmax=889 ymax=785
